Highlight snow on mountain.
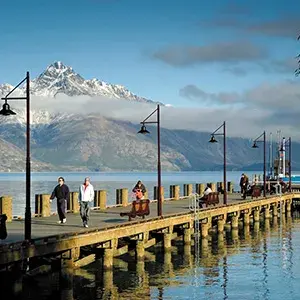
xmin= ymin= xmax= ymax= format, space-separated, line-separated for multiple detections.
xmin=0 ymin=61 xmax=161 ymax=104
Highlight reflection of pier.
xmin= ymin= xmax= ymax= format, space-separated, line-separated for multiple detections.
xmin=0 ymin=192 xmax=299 ymax=298
xmin=1 ymin=209 xmax=298 ymax=299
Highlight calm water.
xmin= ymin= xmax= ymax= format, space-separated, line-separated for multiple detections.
xmin=0 ymin=171 xmax=261 ymax=216
xmin=5 ymin=214 xmax=300 ymax=299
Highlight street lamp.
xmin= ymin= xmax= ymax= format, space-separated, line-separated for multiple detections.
xmin=138 ymin=104 xmax=162 ymax=216
xmin=251 ymin=131 xmax=266 ymax=197
xmin=280 ymin=137 xmax=292 ymax=192
xmin=0 ymin=72 xmax=31 ymax=240
xmin=209 ymin=121 xmax=227 ymax=205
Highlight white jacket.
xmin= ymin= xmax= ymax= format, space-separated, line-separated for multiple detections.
xmin=78 ymin=184 xmax=94 ymax=202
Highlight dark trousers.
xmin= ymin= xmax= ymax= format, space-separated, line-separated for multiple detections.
xmin=57 ymin=198 xmax=66 ymax=221
xmin=80 ymin=201 xmax=90 ymax=223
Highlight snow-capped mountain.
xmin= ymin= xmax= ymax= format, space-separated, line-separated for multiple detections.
xmin=0 ymin=61 xmax=161 ymax=104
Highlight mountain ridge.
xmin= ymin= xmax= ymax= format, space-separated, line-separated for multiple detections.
xmin=0 ymin=61 xmax=162 ymax=105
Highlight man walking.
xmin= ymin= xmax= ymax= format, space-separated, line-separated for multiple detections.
xmin=50 ymin=177 xmax=70 ymax=224
xmin=78 ymin=177 xmax=94 ymax=228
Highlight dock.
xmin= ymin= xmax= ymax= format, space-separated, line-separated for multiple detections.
xmin=0 ymin=185 xmax=299 ymax=272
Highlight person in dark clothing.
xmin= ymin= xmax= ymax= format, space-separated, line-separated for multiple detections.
xmin=132 ymin=180 xmax=146 ymax=200
xmin=239 ymin=173 xmax=249 ymax=199
xmin=50 ymin=177 xmax=70 ymax=224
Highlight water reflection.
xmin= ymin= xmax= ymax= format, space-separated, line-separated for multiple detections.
xmin=3 ymin=213 xmax=300 ymax=299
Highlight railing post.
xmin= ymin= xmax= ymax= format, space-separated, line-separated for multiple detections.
xmin=116 ymin=188 xmax=128 ymax=206
xmin=154 ymin=186 xmax=164 ymax=202
xmin=183 ymin=184 xmax=192 ymax=196
xmin=227 ymin=181 xmax=234 ymax=193
xmin=196 ymin=183 xmax=205 ymax=196
xmin=71 ymin=192 xmax=80 ymax=213
xmin=209 ymin=182 xmax=216 ymax=192
xmin=35 ymin=194 xmax=51 ymax=217
xmin=94 ymin=190 xmax=107 ymax=210
xmin=0 ymin=196 xmax=12 ymax=222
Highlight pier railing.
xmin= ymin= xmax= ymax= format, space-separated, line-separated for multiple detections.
xmin=0 ymin=181 xmax=234 ymax=221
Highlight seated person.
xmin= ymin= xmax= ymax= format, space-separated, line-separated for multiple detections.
xmin=200 ymin=183 xmax=213 ymax=200
xmin=132 ymin=180 xmax=146 ymax=200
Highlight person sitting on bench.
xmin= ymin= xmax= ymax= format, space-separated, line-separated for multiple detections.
xmin=132 ymin=180 xmax=146 ymax=200
xmin=198 ymin=183 xmax=213 ymax=208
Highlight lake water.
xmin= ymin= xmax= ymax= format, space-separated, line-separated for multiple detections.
xmin=5 ymin=213 xmax=300 ymax=299
xmin=0 ymin=171 xmax=261 ymax=216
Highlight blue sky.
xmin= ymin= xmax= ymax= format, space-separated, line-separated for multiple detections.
xmin=0 ymin=0 xmax=300 ymax=107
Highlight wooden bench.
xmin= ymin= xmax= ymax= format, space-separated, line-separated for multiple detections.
xmin=120 ymin=199 xmax=150 ymax=221
xmin=200 ymin=192 xmax=219 ymax=207
xmin=251 ymin=186 xmax=261 ymax=198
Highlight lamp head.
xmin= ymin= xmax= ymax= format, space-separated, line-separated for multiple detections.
xmin=0 ymin=103 xmax=16 ymax=116
xmin=252 ymin=142 xmax=258 ymax=148
xmin=138 ymin=124 xmax=150 ymax=134
xmin=209 ymin=135 xmax=218 ymax=143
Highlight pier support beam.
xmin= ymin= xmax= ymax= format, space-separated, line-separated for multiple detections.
xmin=231 ymin=214 xmax=239 ymax=230
xmin=243 ymin=212 xmax=250 ymax=226
xmin=253 ymin=208 xmax=260 ymax=222
xmin=201 ymin=221 xmax=209 ymax=239
xmin=272 ymin=204 xmax=278 ymax=218
xmin=264 ymin=206 xmax=271 ymax=219
xmin=103 ymin=249 xmax=114 ymax=270
xmin=217 ymin=217 xmax=225 ymax=233
xmin=253 ymin=221 xmax=260 ymax=235
xmin=164 ymin=234 xmax=172 ymax=251
xmin=286 ymin=200 xmax=292 ymax=213
xmin=183 ymin=228 xmax=191 ymax=245
xmin=136 ymin=241 xmax=145 ymax=261
xmin=281 ymin=201 xmax=286 ymax=214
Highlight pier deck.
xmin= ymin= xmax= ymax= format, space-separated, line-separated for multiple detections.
xmin=0 ymin=193 xmax=280 ymax=244
xmin=1 ymin=192 xmax=298 ymax=268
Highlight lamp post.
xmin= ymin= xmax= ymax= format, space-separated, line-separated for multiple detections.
xmin=0 ymin=72 xmax=31 ymax=240
xmin=209 ymin=121 xmax=227 ymax=205
xmin=280 ymin=137 xmax=292 ymax=192
xmin=252 ymin=131 xmax=266 ymax=197
xmin=138 ymin=104 xmax=162 ymax=216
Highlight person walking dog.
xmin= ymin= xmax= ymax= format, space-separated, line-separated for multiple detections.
xmin=78 ymin=177 xmax=94 ymax=228
xmin=50 ymin=177 xmax=70 ymax=224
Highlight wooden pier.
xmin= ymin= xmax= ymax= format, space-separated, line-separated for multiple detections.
xmin=0 ymin=185 xmax=299 ymax=275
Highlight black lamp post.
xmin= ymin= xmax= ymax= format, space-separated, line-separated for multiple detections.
xmin=252 ymin=131 xmax=266 ymax=197
xmin=0 ymin=72 xmax=31 ymax=240
xmin=138 ymin=104 xmax=162 ymax=216
xmin=209 ymin=121 xmax=227 ymax=205
xmin=280 ymin=137 xmax=292 ymax=192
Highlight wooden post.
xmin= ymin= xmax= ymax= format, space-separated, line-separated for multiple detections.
xmin=35 ymin=194 xmax=51 ymax=217
xmin=121 ymin=188 xmax=128 ymax=207
xmin=196 ymin=183 xmax=205 ymax=196
xmin=71 ymin=192 xmax=80 ymax=213
xmin=0 ymin=196 xmax=12 ymax=222
xmin=116 ymin=188 xmax=128 ymax=206
xmin=227 ymin=181 xmax=234 ymax=193
xmin=183 ymin=184 xmax=193 ymax=196
xmin=169 ymin=185 xmax=175 ymax=199
xmin=154 ymin=186 xmax=164 ymax=202
xmin=144 ymin=189 xmax=149 ymax=199
xmin=209 ymin=182 xmax=216 ymax=192
xmin=174 ymin=185 xmax=180 ymax=200
xmin=99 ymin=190 xmax=107 ymax=210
